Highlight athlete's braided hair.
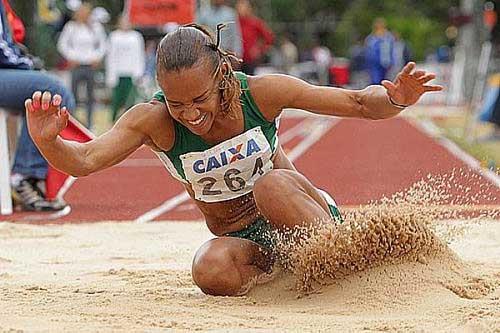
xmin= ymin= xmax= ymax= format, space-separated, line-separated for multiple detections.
xmin=156 ymin=23 xmax=242 ymax=119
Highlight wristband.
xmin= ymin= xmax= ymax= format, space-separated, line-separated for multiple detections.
xmin=388 ymin=96 xmax=409 ymax=109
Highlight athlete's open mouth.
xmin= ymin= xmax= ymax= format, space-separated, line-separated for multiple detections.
xmin=187 ymin=114 xmax=207 ymax=126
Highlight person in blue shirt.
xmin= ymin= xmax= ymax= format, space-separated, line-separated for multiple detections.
xmin=0 ymin=0 xmax=75 ymax=211
xmin=365 ymin=18 xmax=395 ymax=84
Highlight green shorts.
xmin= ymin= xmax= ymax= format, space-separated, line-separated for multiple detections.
xmin=225 ymin=190 xmax=343 ymax=249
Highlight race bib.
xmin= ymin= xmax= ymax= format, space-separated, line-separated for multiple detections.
xmin=180 ymin=127 xmax=273 ymax=203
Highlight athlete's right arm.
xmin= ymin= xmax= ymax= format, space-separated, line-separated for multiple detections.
xmin=26 ymin=91 xmax=152 ymax=177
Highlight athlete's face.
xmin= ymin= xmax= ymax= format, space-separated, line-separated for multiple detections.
xmin=158 ymin=60 xmax=222 ymax=136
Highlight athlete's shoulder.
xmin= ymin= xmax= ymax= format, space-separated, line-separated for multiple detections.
xmin=246 ymin=73 xmax=290 ymax=89
xmin=122 ymin=101 xmax=168 ymax=122
xmin=246 ymin=74 xmax=305 ymax=119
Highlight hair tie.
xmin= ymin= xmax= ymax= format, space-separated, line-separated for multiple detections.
xmin=215 ymin=23 xmax=228 ymax=49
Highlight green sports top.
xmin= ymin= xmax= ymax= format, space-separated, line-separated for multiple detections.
xmin=152 ymin=72 xmax=280 ymax=203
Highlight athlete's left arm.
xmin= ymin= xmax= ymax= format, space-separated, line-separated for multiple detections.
xmin=252 ymin=62 xmax=443 ymax=120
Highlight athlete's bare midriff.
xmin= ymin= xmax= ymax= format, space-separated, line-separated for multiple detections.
xmin=145 ymin=93 xmax=296 ymax=236
xmin=189 ymin=145 xmax=296 ymax=236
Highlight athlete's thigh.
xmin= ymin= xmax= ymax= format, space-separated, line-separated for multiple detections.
xmin=254 ymin=168 xmax=331 ymax=215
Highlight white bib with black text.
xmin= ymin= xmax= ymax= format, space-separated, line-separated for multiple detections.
xmin=180 ymin=127 xmax=273 ymax=203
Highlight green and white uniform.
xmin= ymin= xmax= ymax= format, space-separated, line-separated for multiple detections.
xmin=153 ymin=72 xmax=342 ymax=247
xmin=153 ymin=72 xmax=279 ymax=203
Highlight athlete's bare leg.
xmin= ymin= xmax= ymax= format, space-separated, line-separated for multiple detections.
xmin=253 ymin=169 xmax=332 ymax=229
xmin=192 ymin=237 xmax=272 ymax=296
xmin=192 ymin=169 xmax=333 ymax=296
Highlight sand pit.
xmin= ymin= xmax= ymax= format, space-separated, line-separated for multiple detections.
xmin=0 ymin=215 xmax=499 ymax=332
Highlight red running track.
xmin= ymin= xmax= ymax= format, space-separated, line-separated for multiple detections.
xmin=2 ymin=116 xmax=500 ymax=223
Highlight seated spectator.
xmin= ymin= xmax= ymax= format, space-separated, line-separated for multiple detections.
xmin=0 ymin=0 xmax=75 ymax=211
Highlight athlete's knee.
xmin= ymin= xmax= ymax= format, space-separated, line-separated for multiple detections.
xmin=254 ymin=169 xmax=305 ymax=206
xmin=254 ymin=170 xmax=297 ymax=199
xmin=192 ymin=239 xmax=240 ymax=296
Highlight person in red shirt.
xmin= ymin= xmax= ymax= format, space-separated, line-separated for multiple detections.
xmin=236 ymin=0 xmax=274 ymax=75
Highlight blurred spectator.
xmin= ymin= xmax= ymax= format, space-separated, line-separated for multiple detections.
xmin=1 ymin=0 xmax=74 ymax=211
xmin=196 ymin=0 xmax=242 ymax=57
xmin=57 ymin=2 xmax=106 ymax=130
xmin=491 ymin=3 xmax=500 ymax=45
xmin=311 ymin=39 xmax=333 ymax=85
xmin=90 ymin=6 xmax=110 ymax=25
xmin=436 ymin=45 xmax=451 ymax=63
xmin=348 ymin=38 xmax=370 ymax=88
xmin=485 ymin=98 xmax=500 ymax=140
xmin=388 ymin=31 xmax=412 ymax=80
xmin=349 ymin=39 xmax=366 ymax=73
xmin=65 ymin=0 xmax=82 ymax=11
xmin=235 ymin=0 xmax=274 ymax=75
xmin=278 ymin=35 xmax=298 ymax=74
xmin=139 ymin=39 xmax=159 ymax=98
xmin=106 ymin=15 xmax=145 ymax=122
xmin=478 ymin=74 xmax=500 ymax=124
xmin=144 ymin=39 xmax=158 ymax=81
xmin=364 ymin=18 xmax=395 ymax=84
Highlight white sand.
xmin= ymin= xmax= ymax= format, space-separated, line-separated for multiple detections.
xmin=0 ymin=219 xmax=498 ymax=332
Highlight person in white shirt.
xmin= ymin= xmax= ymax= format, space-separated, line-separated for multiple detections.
xmin=105 ymin=15 xmax=145 ymax=122
xmin=57 ymin=3 xmax=106 ymax=129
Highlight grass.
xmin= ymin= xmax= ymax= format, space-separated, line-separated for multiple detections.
xmin=432 ymin=114 xmax=500 ymax=170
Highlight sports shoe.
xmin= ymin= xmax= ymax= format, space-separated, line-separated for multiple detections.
xmin=11 ymin=178 xmax=68 ymax=212
xmin=31 ymin=178 xmax=69 ymax=211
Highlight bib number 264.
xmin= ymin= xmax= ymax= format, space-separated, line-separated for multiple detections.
xmin=197 ymin=157 xmax=265 ymax=196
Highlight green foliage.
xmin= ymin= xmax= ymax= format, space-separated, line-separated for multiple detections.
xmin=335 ymin=0 xmax=457 ymax=60
xmin=10 ymin=0 xmax=459 ymax=66
xmin=389 ymin=17 xmax=446 ymax=61
xmin=265 ymin=0 xmax=459 ymax=61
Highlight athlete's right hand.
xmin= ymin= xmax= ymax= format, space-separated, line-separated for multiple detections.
xmin=25 ymin=91 xmax=69 ymax=143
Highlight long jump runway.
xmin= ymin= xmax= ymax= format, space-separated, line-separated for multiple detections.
xmin=2 ymin=112 xmax=499 ymax=223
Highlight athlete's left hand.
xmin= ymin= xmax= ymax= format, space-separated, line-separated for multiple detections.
xmin=381 ymin=62 xmax=443 ymax=107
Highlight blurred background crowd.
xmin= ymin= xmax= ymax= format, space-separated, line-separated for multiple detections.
xmin=9 ymin=0 xmax=499 ymax=130
xmin=1 ymin=0 xmax=500 ymax=212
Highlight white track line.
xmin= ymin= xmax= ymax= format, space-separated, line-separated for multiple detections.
xmin=57 ymin=176 xmax=76 ymax=200
xmin=287 ymin=118 xmax=337 ymax=162
xmin=134 ymin=192 xmax=191 ymax=224
xmin=19 ymin=205 xmax=72 ymax=222
xmin=279 ymin=117 xmax=315 ymax=144
xmin=134 ymin=117 xmax=338 ymax=223
xmin=411 ymin=119 xmax=500 ymax=188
